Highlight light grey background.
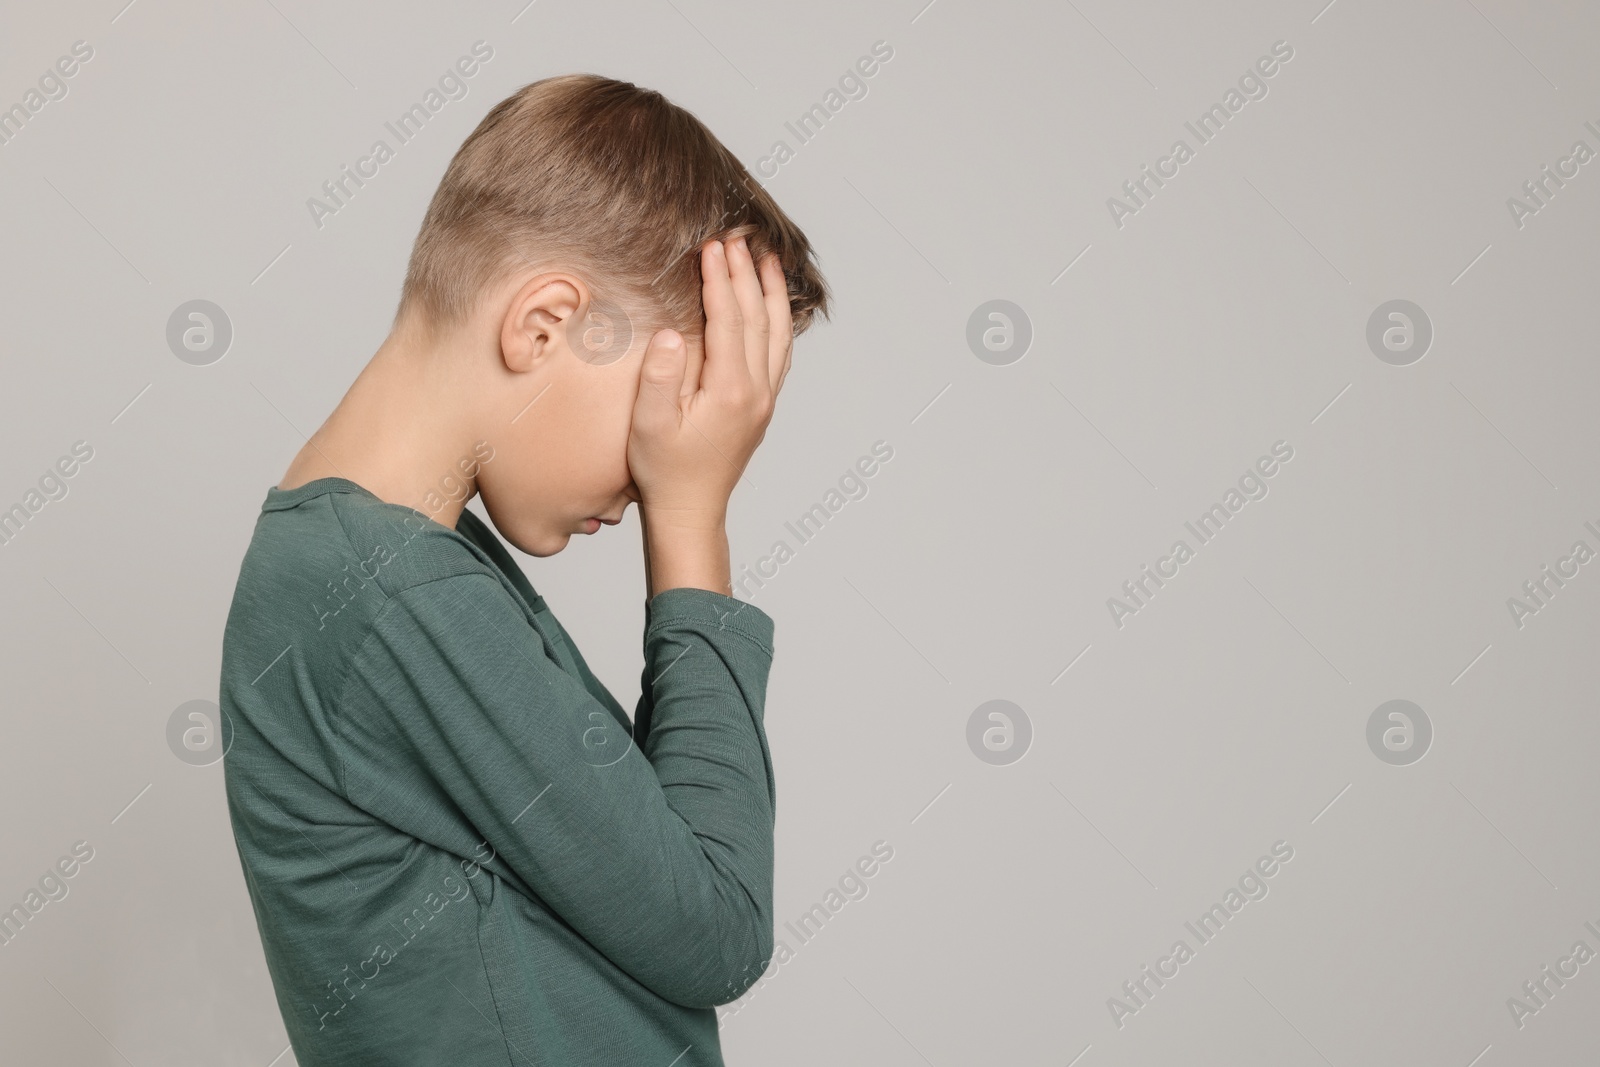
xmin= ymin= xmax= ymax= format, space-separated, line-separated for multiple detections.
xmin=2 ymin=0 xmax=1596 ymax=1063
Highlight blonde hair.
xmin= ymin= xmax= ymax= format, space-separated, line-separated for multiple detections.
xmin=395 ymin=73 xmax=831 ymax=344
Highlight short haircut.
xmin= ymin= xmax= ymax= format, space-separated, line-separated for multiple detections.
xmin=396 ymin=74 xmax=831 ymax=343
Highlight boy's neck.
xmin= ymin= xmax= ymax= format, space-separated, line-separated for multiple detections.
xmin=278 ymin=326 xmax=486 ymax=530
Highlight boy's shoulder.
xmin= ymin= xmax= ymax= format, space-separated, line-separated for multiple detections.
xmin=219 ymin=478 xmax=538 ymax=797
xmin=227 ymin=477 xmax=508 ymax=661
xmin=259 ymin=477 xmax=493 ymax=590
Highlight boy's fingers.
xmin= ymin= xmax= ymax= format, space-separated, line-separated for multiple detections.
xmin=726 ymin=237 xmax=770 ymax=389
xmin=634 ymin=329 xmax=687 ymax=432
xmin=760 ymin=253 xmax=794 ymax=393
xmin=699 ymin=240 xmax=745 ymax=394
xmin=774 ymin=331 xmax=795 ymax=395
xmin=679 ymin=333 xmax=704 ymax=399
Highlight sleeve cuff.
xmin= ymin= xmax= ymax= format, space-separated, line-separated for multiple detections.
xmin=645 ymin=587 xmax=775 ymax=651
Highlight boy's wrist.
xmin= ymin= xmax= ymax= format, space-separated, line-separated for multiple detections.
xmin=640 ymin=502 xmax=729 ymax=534
xmin=641 ymin=508 xmax=730 ymax=597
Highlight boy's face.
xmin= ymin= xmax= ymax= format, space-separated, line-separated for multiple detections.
xmin=470 ymin=274 xmax=701 ymax=557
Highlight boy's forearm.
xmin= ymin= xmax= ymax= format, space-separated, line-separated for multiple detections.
xmin=641 ymin=507 xmax=732 ymax=598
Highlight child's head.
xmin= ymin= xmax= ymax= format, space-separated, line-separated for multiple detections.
xmin=390 ymin=74 xmax=830 ymax=555
xmin=397 ymin=73 xmax=831 ymax=346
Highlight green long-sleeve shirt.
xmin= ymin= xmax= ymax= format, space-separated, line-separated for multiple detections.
xmin=219 ymin=477 xmax=777 ymax=1066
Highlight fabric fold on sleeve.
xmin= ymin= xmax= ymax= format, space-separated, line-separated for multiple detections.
xmin=332 ymin=574 xmax=778 ymax=1009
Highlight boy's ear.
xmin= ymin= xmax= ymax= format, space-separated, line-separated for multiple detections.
xmin=499 ymin=274 xmax=586 ymax=374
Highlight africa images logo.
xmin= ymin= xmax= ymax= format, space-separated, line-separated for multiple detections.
xmin=1105 ymin=40 xmax=1296 ymax=229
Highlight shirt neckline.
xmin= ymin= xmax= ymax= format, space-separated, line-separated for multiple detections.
xmin=262 ymin=476 xmax=467 ymax=536
xmin=263 ymin=475 xmax=374 ymax=510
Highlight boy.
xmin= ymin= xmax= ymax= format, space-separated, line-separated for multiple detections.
xmin=219 ymin=73 xmax=830 ymax=1066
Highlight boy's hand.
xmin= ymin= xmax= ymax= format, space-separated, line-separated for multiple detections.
xmin=628 ymin=236 xmax=793 ymax=529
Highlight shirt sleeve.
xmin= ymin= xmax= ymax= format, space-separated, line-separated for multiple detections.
xmin=332 ymin=572 xmax=777 ymax=1009
xmin=536 ymin=603 xmax=655 ymax=749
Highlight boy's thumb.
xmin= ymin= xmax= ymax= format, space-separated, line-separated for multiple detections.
xmin=635 ymin=330 xmax=686 ymax=420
